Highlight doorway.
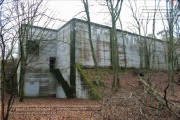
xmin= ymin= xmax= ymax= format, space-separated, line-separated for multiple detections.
xmin=49 ymin=57 xmax=56 ymax=71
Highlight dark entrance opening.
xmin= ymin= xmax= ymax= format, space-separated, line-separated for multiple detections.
xmin=49 ymin=57 xmax=56 ymax=71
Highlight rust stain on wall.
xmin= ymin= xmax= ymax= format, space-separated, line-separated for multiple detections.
xmin=96 ymin=36 xmax=101 ymax=63
xmin=119 ymin=58 xmax=125 ymax=62
xmin=118 ymin=51 xmax=124 ymax=54
xmin=84 ymin=40 xmax=89 ymax=61
xmin=97 ymin=42 xmax=101 ymax=62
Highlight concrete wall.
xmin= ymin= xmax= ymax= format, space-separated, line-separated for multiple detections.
xmin=174 ymin=41 xmax=180 ymax=70
xmin=26 ymin=27 xmax=57 ymax=70
xmin=24 ymin=73 xmax=49 ymax=96
xmin=75 ymin=21 xmax=111 ymax=99
xmin=75 ymin=21 xmax=111 ymax=67
xmin=20 ymin=18 xmax=179 ymax=98
xmin=22 ymin=23 xmax=72 ymax=98
xmin=118 ymin=32 xmax=168 ymax=70
xmin=56 ymin=23 xmax=71 ymax=85
xmin=75 ymin=68 xmax=89 ymax=99
xmin=74 ymin=19 xmax=168 ymax=70
xmin=74 ymin=19 xmax=170 ymax=99
xmin=24 ymin=26 xmax=58 ymax=97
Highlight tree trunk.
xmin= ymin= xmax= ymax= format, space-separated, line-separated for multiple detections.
xmin=119 ymin=19 xmax=127 ymax=69
xmin=106 ymin=0 xmax=123 ymax=88
xmin=168 ymin=1 xmax=174 ymax=96
xmin=19 ymin=55 xmax=26 ymax=102
xmin=82 ymin=0 xmax=100 ymax=85
xmin=1 ymin=60 xmax=5 ymax=120
xmin=111 ymin=17 xmax=120 ymax=88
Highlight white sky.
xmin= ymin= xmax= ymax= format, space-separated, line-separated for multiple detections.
xmin=2 ymin=0 xmax=178 ymax=38
xmin=43 ymin=0 xmax=174 ymax=38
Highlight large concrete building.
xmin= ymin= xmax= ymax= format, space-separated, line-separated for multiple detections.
xmin=17 ymin=18 xmax=180 ymax=99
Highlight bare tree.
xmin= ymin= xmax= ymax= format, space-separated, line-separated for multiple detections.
xmin=0 ymin=0 xmax=62 ymax=119
xmin=127 ymin=0 xmax=153 ymax=69
xmin=0 ymin=0 xmax=44 ymax=119
xmin=167 ymin=0 xmax=175 ymax=95
xmin=106 ymin=0 xmax=123 ymax=88
xmin=82 ymin=0 xmax=100 ymax=86
xmin=163 ymin=0 xmax=180 ymax=95
xmin=118 ymin=18 xmax=127 ymax=69
xmin=13 ymin=0 xmax=44 ymax=102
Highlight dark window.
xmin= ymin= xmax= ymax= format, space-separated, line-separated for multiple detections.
xmin=26 ymin=40 xmax=39 ymax=54
xmin=49 ymin=57 xmax=56 ymax=70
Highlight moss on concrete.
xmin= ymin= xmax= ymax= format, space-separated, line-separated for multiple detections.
xmin=75 ymin=64 xmax=101 ymax=100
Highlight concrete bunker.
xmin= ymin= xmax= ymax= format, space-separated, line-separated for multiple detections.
xmin=17 ymin=18 xmax=180 ymax=99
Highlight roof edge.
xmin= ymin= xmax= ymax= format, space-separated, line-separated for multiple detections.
xmin=22 ymin=24 xmax=58 ymax=32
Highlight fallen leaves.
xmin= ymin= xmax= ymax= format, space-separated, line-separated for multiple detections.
xmin=1 ymin=69 xmax=179 ymax=119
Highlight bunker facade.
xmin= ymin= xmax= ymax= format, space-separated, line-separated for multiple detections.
xmin=17 ymin=18 xmax=180 ymax=99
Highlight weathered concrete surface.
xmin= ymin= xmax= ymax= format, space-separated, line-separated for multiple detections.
xmin=19 ymin=18 xmax=179 ymax=98
xmin=74 ymin=19 xmax=168 ymax=70
xmin=21 ymin=23 xmax=72 ymax=97
xmin=56 ymin=23 xmax=71 ymax=85
xmin=56 ymin=85 xmax=67 ymax=98
xmin=75 ymin=21 xmax=111 ymax=67
xmin=24 ymin=81 xmax=39 ymax=97
xmin=174 ymin=40 xmax=180 ymax=70
xmin=75 ymin=69 xmax=89 ymax=99
xmin=20 ymin=26 xmax=58 ymax=97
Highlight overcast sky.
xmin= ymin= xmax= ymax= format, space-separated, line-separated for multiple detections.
xmin=42 ymin=0 xmax=174 ymax=38
xmin=2 ymin=0 xmax=177 ymax=38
